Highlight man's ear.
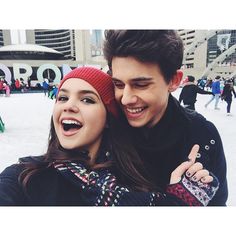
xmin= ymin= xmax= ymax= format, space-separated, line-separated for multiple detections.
xmin=168 ymin=70 xmax=183 ymax=92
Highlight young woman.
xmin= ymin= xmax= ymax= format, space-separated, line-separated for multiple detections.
xmin=221 ymin=80 xmax=236 ymax=116
xmin=0 ymin=67 xmax=219 ymax=206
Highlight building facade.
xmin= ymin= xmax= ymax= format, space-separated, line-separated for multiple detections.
xmin=178 ymin=30 xmax=236 ymax=80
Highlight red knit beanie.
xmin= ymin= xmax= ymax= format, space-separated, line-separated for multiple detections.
xmin=58 ymin=67 xmax=119 ymax=118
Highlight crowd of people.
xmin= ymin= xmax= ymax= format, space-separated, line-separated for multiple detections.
xmin=0 ymin=77 xmax=48 ymax=97
xmin=179 ymin=74 xmax=236 ymax=115
xmin=0 ymin=30 xmax=229 ymax=206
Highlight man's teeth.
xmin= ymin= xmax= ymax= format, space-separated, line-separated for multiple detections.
xmin=126 ymin=107 xmax=144 ymax=114
xmin=62 ymin=120 xmax=81 ymax=125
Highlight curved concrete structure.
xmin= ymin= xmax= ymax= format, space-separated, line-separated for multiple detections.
xmin=0 ymin=44 xmax=65 ymax=60
xmin=201 ymin=44 xmax=236 ymax=77
xmin=183 ymin=30 xmax=219 ymax=64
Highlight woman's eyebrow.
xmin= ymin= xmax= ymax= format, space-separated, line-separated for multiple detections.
xmin=58 ymin=88 xmax=100 ymax=99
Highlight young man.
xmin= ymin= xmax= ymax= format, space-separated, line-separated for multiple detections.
xmin=179 ymin=75 xmax=213 ymax=110
xmin=103 ymin=30 xmax=228 ymax=206
xmin=205 ymin=76 xmax=221 ymax=109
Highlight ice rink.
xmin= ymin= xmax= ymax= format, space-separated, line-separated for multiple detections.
xmin=0 ymin=89 xmax=235 ymax=206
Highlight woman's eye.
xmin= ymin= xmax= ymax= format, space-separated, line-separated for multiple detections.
xmin=58 ymin=96 xmax=68 ymax=101
xmin=81 ymin=97 xmax=95 ymax=104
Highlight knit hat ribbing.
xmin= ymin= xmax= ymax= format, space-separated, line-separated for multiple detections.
xmin=58 ymin=67 xmax=119 ymax=118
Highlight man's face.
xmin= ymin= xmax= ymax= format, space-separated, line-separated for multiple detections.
xmin=111 ymin=56 xmax=174 ymax=128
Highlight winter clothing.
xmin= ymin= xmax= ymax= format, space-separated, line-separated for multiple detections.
xmin=0 ymin=155 xmax=219 ymax=206
xmin=2 ymin=83 xmax=10 ymax=97
xmin=15 ymin=79 xmax=20 ymax=90
xmin=221 ymin=83 xmax=236 ymax=114
xmin=0 ymin=116 xmax=5 ymax=133
xmin=129 ymin=95 xmax=228 ymax=206
xmin=205 ymin=80 xmax=221 ymax=109
xmin=205 ymin=80 xmax=221 ymax=108
xmin=211 ymin=80 xmax=221 ymax=95
xmin=179 ymin=82 xmax=213 ymax=110
xmin=59 ymin=67 xmax=119 ymax=118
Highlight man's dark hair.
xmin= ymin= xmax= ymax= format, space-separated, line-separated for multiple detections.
xmin=215 ymin=76 xmax=221 ymax=80
xmin=103 ymin=30 xmax=184 ymax=83
xmin=187 ymin=75 xmax=195 ymax=82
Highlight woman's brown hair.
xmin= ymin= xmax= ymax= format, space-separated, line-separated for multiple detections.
xmin=19 ymin=114 xmax=155 ymax=193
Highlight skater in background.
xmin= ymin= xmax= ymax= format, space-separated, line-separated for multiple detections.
xmin=20 ymin=79 xmax=27 ymax=93
xmin=0 ymin=115 xmax=5 ymax=133
xmin=2 ymin=83 xmax=10 ymax=97
xmin=205 ymin=78 xmax=213 ymax=91
xmin=221 ymin=79 xmax=236 ymax=116
xmin=42 ymin=78 xmax=49 ymax=96
xmin=15 ymin=79 xmax=21 ymax=91
xmin=49 ymin=85 xmax=58 ymax=99
xmin=205 ymin=76 xmax=221 ymax=109
xmin=0 ymin=79 xmax=4 ymax=96
xmin=179 ymin=75 xmax=213 ymax=110
xmin=0 ymin=67 xmax=219 ymax=206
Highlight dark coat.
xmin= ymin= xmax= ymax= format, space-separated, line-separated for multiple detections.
xmin=0 ymin=160 xmax=87 ymax=206
xmin=179 ymin=82 xmax=213 ymax=105
xmin=130 ymin=95 xmax=228 ymax=206
xmin=221 ymin=84 xmax=236 ymax=101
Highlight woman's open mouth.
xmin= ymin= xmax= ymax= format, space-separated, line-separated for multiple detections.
xmin=61 ymin=119 xmax=83 ymax=136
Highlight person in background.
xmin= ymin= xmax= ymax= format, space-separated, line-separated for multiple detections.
xmin=49 ymin=85 xmax=58 ymax=99
xmin=0 ymin=115 xmax=5 ymax=133
xmin=103 ymin=30 xmax=227 ymax=205
xmin=221 ymin=79 xmax=236 ymax=116
xmin=42 ymin=78 xmax=49 ymax=96
xmin=15 ymin=79 xmax=21 ymax=91
xmin=179 ymin=75 xmax=213 ymax=110
xmin=205 ymin=76 xmax=221 ymax=110
xmin=2 ymin=83 xmax=10 ymax=97
xmin=0 ymin=67 xmax=218 ymax=206
xmin=0 ymin=79 xmax=4 ymax=96
xmin=20 ymin=78 xmax=27 ymax=93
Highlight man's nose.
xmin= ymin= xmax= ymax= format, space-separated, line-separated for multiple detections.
xmin=121 ymin=86 xmax=137 ymax=105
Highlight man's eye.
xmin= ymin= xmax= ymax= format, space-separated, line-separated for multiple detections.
xmin=134 ymin=83 xmax=149 ymax=88
xmin=81 ymin=97 xmax=95 ymax=104
xmin=113 ymin=81 xmax=125 ymax=89
xmin=58 ymin=96 xmax=68 ymax=101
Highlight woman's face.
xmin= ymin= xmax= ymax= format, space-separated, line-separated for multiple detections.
xmin=53 ymin=78 xmax=107 ymax=159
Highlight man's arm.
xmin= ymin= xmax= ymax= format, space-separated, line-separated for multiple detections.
xmin=196 ymin=86 xmax=213 ymax=95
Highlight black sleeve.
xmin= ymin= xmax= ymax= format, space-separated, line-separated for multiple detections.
xmin=0 ymin=164 xmax=27 ymax=205
xmin=232 ymin=88 xmax=236 ymax=97
xmin=204 ymin=121 xmax=228 ymax=206
xmin=196 ymin=86 xmax=213 ymax=95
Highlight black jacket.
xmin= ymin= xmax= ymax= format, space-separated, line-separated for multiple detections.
xmin=221 ymin=84 xmax=236 ymax=101
xmin=179 ymin=82 xmax=213 ymax=105
xmin=0 ymin=156 xmax=219 ymax=206
xmin=130 ymin=95 xmax=228 ymax=206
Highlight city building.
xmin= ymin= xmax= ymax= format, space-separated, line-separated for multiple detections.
xmin=178 ymin=30 xmax=236 ymax=80
xmin=1 ymin=29 xmax=236 ymax=87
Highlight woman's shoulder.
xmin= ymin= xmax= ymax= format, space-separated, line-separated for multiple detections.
xmin=0 ymin=155 xmax=45 ymax=177
xmin=18 ymin=155 xmax=45 ymax=164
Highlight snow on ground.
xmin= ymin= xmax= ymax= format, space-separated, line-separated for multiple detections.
xmin=0 ymin=89 xmax=235 ymax=205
